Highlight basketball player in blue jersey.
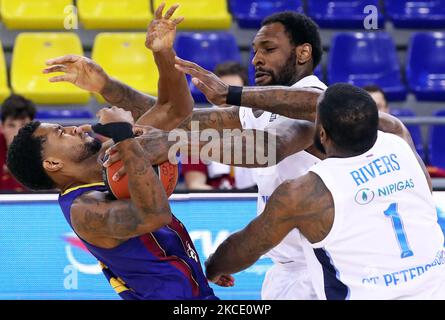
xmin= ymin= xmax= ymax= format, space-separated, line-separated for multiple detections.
xmin=6 ymin=4 xmax=218 ymax=300
xmin=205 ymin=84 xmax=445 ymax=299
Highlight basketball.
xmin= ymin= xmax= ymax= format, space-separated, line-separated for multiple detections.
xmin=103 ymin=156 xmax=178 ymax=200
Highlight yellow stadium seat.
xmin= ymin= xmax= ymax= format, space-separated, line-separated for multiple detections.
xmin=11 ymin=33 xmax=90 ymax=104
xmin=92 ymin=33 xmax=158 ymax=102
xmin=1 ymin=0 xmax=73 ymax=30
xmin=0 ymin=42 xmax=11 ymax=104
xmin=78 ymin=0 xmax=152 ymax=30
xmin=153 ymin=0 xmax=232 ymax=30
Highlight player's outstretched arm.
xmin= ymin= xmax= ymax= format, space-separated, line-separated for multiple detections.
xmin=378 ymin=112 xmax=432 ymax=191
xmin=103 ymin=119 xmax=316 ymax=181
xmin=70 ymin=108 xmax=172 ymax=248
xmin=205 ymin=173 xmax=333 ymax=282
xmin=135 ymin=3 xmax=193 ymax=130
xmin=174 ymin=57 xmax=321 ymax=121
xmin=44 ymin=55 xmax=157 ymax=122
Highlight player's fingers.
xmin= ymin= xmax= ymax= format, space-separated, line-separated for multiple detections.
xmin=46 ymin=54 xmax=80 ymax=66
xmin=215 ymin=279 xmax=233 ymax=287
xmin=172 ymin=16 xmax=184 ymax=26
xmin=43 ymin=65 xmax=67 ymax=74
xmin=175 ymin=64 xmax=206 ymax=81
xmin=103 ymin=151 xmax=121 ymax=168
xmin=113 ymin=167 xmax=127 ymax=182
xmin=219 ymin=275 xmax=235 ymax=285
xmin=164 ymin=3 xmax=179 ymax=20
xmin=48 ymin=74 xmax=76 ymax=83
xmin=175 ymin=56 xmax=206 ymax=73
xmin=96 ymin=108 xmax=108 ymax=119
xmin=133 ymin=126 xmax=145 ymax=136
xmin=77 ymin=124 xmax=92 ymax=133
xmin=154 ymin=2 xmax=165 ymax=19
xmin=192 ymin=77 xmax=213 ymax=96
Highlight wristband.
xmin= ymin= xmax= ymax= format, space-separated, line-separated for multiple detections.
xmin=92 ymin=122 xmax=134 ymax=143
xmin=226 ymin=86 xmax=243 ymax=106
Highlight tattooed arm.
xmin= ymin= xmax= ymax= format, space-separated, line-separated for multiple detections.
xmin=135 ymin=4 xmax=193 ymax=130
xmin=43 ymin=5 xmax=192 ymax=129
xmin=44 ymin=54 xmax=158 ymax=122
xmin=100 ymin=78 xmax=158 ymax=121
xmin=205 ymin=172 xmax=334 ymax=282
xmin=174 ymin=57 xmax=321 ymax=121
xmin=104 ymin=118 xmax=315 ymax=183
xmin=378 ymin=112 xmax=432 ymax=191
xmin=70 ymin=138 xmax=172 ymax=249
xmin=239 ymin=87 xmax=320 ymax=121
xmin=190 ymin=118 xmax=316 ymax=167
xmin=176 ymin=106 xmax=242 ymax=131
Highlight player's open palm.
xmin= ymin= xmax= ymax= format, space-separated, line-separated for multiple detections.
xmin=146 ymin=2 xmax=184 ymax=52
xmin=43 ymin=55 xmax=109 ymax=93
xmin=174 ymin=57 xmax=229 ymax=106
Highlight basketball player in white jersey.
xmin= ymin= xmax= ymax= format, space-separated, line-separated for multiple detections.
xmin=175 ymin=11 xmax=326 ymax=299
xmin=206 ymin=83 xmax=445 ymax=299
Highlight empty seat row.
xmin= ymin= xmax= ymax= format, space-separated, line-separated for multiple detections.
xmin=0 ymin=31 xmax=444 ymax=105
xmin=2 ymin=1 xmax=445 ymax=31
xmin=328 ymin=31 xmax=445 ymax=101
xmin=0 ymin=0 xmax=231 ymax=30
xmin=230 ymin=0 xmax=445 ymax=29
xmin=0 ymin=31 xmax=241 ymax=105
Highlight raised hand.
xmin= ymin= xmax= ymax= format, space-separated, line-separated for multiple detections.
xmin=43 ymin=55 xmax=110 ymax=93
xmin=146 ymin=2 xmax=184 ymax=52
xmin=96 ymin=106 xmax=135 ymax=125
xmin=174 ymin=56 xmax=230 ymax=106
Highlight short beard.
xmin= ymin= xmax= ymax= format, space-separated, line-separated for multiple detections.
xmin=272 ymin=50 xmax=298 ymax=86
xmin=314 ymin=131 xmax=326 ymax=155
xmin=74 ymin=139 xmax=102 ymax=163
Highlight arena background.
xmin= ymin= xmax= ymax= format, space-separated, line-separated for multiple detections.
xmin=0 ymin=0 xmax=445 ymax=300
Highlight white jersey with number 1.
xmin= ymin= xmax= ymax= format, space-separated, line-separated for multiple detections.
xmin=239 ymin=75 xmax=326 ymax=299
xmin=308 ymin=131 xmax=445 ymax=299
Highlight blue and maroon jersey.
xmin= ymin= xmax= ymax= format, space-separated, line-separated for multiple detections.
xmin=58 ymin=183 xmax=217 ymax=300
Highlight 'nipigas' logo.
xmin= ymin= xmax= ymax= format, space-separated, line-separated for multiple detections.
xmin=354 ymin=188 xmax=375 ymax=205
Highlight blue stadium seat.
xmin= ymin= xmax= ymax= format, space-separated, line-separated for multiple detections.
xmin=429 ymin=109 xmax=445 ymax=168
xmin=229 ymin=0 xmax=303 ymax=29
xmin=307 ymin=0 xmax=383 ymax=29
xmin=390 ymin=108 xmax=425 ymax=161
xmin=407 ymin=32 xmax=445 ymax=101
xmin=36 ymin=109 xmax=94 ymax=120
xmin=385 ymin=0 xmax=445 ymax=29
xmin=174 ymin=32 xmax=241 ymax=103
xmin=328 ymin=32 xmax=406 ymax=101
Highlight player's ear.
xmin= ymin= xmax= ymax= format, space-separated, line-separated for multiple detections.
xmin=43 ymin=157 xmax=64 ymax=172
xmin=296 ymin=43 xmax=312 ymax=65
xmin=319 ymin=126 xmax=327 ymax=144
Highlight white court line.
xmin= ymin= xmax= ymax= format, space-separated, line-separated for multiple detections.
xmin=0 ymin=193 xmax=258 ymax=203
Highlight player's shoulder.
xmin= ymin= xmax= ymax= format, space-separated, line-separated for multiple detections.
xmin=293 ymin=75 xmax=327 ymax=91
xmin=276 ymin=172 xmax=330 ymax=206
xmin=72 ymin=189 xmax=109 ymax=205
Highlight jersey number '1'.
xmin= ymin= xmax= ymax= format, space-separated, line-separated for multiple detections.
xmin=384 ymin=203 xmax=414 ymax=258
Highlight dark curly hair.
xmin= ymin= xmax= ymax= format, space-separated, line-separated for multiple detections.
xmin=262 ymin=11 xmax=323 ymax=69
xmin=6 ymin=121 xmax=56 ymax=191
xmin=1 ymin=94 xmax=36 ymax=123
xmin=319 ymin=83 xmax=379 ymax=154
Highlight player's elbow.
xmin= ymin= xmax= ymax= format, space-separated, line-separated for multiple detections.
xmin=142 ymin=209 xmax=173 ymax=232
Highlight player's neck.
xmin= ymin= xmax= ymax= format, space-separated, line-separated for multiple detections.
xmin=58 ymin=160 xmax=103 ymax=193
